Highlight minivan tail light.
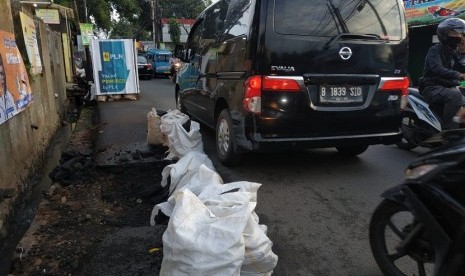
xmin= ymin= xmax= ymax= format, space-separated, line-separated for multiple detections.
xmin=380 ymin=77 xmax=409 ymax=96
xmin=263 ymin=77 xmax=300 ymax=91
xmin=243 ymin=75 xmax=262 ymax=114
xmin=243 ymin=76 xmax=302 ymax=114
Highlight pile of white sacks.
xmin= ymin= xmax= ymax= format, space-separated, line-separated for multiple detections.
xmin=148 ymin=109 xmax=278 ymax=276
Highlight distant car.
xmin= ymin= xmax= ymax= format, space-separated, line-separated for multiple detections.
xmin=146 ymin=49 xmax=172 ymax=77
xmin=137 ymin=56 xmax=153 ymax=80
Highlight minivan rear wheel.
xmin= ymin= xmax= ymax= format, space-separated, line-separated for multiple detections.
xmin=216 ymin=109 xmax=242 ymax=166
xmin=336 ymin=145 xmax=369 ymax=156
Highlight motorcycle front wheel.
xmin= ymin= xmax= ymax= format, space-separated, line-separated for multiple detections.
xmin=369 ymin=200 xmax=435 ymax=276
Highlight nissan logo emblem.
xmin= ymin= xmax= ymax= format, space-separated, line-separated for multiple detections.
xmin=339 ymin=47 xmax=352 ymax=60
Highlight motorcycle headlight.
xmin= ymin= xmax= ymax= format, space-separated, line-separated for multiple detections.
xmin=405 ymin=164 xmax=437 ymax=179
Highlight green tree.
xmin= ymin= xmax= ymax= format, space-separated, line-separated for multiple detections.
xmin=110 ymin=18 xmax=151 ymax=40
xmin=54 ymin=0 xmax=210 ymax=36
xmin=159 ymin=0 xmax=211 ymax=19
xmin=55 ymin=0 xmax=142 ymax=31
xmin=168 ymin=18 xmax=181 ymax=44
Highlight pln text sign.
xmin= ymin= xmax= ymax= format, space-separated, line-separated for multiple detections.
xmin=405 ymin=0 xmax=465 ymax=27
xmin=91 ymin=39 xmax=139 ymax=95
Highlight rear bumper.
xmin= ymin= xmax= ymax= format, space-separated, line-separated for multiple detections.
xmin=235 ymin=128 xmax=401 ymax=152
xmin=138 ymin=69 xmax=153 ymax=76
xmin=155 ymin=69 xmax=171 ymax=75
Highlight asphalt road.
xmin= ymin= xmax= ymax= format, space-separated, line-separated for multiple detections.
xmin=99 ymin=77 xmax=429 ymax=275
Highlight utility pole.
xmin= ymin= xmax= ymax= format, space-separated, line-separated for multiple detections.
xmin=151 ymin=0 xmax=158 ymax=48
xmin=83 ymin=0 xmax=88 ymax=22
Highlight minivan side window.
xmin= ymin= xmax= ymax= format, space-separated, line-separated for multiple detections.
xmin=201 ymin=1 xmax=229 ymax=47
xmin=186 ymin=20 xmax=203 ymax=60
xmin=222 ymin=0 xmax=253 ymax=40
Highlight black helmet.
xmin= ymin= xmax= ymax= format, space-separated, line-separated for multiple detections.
xmin=437 ymin=18 xmax=465 ymax=47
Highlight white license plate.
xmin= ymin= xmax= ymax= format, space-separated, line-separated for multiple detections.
xmin=319 ymin=85 xmax=363 ymax=103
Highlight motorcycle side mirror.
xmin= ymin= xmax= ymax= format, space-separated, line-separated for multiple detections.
xmin=174 ymin=44 xmax=187 ymax=62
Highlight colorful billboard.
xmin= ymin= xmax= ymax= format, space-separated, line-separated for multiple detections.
xmin=0 ymin=31 xmax=34 ymax=125
xmin=405 ymin=0 xmax=465 ymax=27
xmin=90 ymin=39 xmax=139 ymax=95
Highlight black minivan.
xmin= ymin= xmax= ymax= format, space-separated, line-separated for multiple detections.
xmin=175 ymin=0 xmax=409 ymax=165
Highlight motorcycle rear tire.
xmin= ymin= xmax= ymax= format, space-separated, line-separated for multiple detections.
xmin=396 ymin=111 xmax=418 ymax=150
xmin=396 ymin=136 xmax=417 ymax=150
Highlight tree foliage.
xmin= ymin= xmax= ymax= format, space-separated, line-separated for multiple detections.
xmin=110 ymin=18 xmax=151 ymax=40
xmin=159 ymin=0 xmax=211 ymax=19
xmin=55 ymin=0 xmax=142 ymax=31
xmin=168 ymin=18 xmax=181 ymax=45
xmin=55 ymin=0 xmax=210 ymax=37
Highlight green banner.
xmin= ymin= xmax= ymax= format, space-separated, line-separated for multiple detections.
xmin=405 ymin=0 xmax=465 ymax=27
xmin=80 ymin=23 xmax=94 ymax=46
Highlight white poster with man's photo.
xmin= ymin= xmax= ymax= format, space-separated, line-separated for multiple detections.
xmin=0 ymin=31 xmax=33 ymax=125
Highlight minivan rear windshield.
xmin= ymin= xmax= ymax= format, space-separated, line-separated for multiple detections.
xmin=156 ymin=54 xmax=171 ymax=62
xmin=274 ymin=0 xmax=402 ymax=40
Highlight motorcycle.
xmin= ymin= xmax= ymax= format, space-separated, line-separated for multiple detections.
xmin=397 ymin=85 xmax=465 ymax=150
xmin=396 ymin=87 xmax=446 ymax=150
xmin=369 ymin=130 xmax=465 ymax=276
xmin=170 ymin=61 xmax=181 ymax=83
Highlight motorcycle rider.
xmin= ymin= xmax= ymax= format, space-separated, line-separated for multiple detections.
xmin=422 ymin=17 xmax=465 ymax=130
xmin=169 ymin=56 xmax=180 ymax=80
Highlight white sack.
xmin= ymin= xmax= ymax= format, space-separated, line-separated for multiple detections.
xmin=147 ymin=108 xmax=163 ymax=145
xmin=241 ymin=214 xmax=278 ymax=275
xmin=198 ymin=181 xmax=260 ymax=204
xmin=197 ymin=182 xmax=278 ymax=275
xmin=160 ymin=189 xmax=254 ymax=276
xmin=160 ymin=109 xmax=189 ymax=147
xmin=165 ymin=120 xmax=203 ymax=159
xmin=160 ymin=151 xmax=216 ymax=191
xmin=151 ymin=152 xmax=222 ymax=226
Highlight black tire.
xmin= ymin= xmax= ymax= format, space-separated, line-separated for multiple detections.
xmin=396 ymin=112 xmax=418 ymax=150
xmin=369 ymin=200 xmax=434 ymax=276
xmin=336 ymin=145 xmax=368 ymax=156
xmin=216 ymin=109 xmax=243 ymax=166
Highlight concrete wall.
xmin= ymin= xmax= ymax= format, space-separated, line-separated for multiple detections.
xmin=0 ymin=0 xmax=67 ymax=244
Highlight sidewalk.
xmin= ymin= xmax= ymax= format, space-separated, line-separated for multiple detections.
xmin=8 ymin=103 xmax=169 ymax=275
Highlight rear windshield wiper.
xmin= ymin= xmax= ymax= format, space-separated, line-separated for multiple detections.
xmin=323 ymin=33 xmax=385 ymax=49
xmin=327 ymin=0 xmax=349 ymax=33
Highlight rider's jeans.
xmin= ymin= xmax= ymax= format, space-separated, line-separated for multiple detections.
xmin=422 ymin=85 xmax=464 ymax=130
